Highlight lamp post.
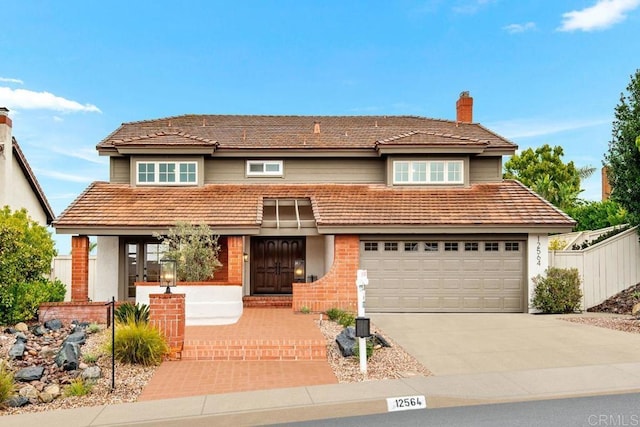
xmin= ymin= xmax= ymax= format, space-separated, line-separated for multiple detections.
xmin=160 ymin=258 xmax=177 ymax=294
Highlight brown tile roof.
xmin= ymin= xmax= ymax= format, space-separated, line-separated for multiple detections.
xmin=97 ymin=115 xmax=515 ymax=152
xmin=12 ymin=138 xmax=55 ymax=224
xmin=53 ymin=181 xmax=574 ymax=232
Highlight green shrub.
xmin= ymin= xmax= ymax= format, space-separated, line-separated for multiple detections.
xmin=115 ymin=302 xmax=150 ymax=325
xmin=107 ymin=319 xmax=169 ymax=366
xmin=0 ymin=278 xmax=66 ymax=324
xmin=83 ymin=353 xmax=98 ymax=364
xmin=338 ymin=312 xmax=356 ymax=328
xmin=531 ymin=267 xmax=583 ymax=313
xmin=64 ymin=377 xmax=93 ymax=397
xmin=0 ymin=362 xmax=15 ymax=407
xmin=326 ymin=308 xmax=345 ymax=322
xmin=300 ymin=306 xmax=311 ymax=314
xmin=87 ymin=323 xmax=102 ymax=334
xmin=353 ymin=339 xmax=374 ymax=359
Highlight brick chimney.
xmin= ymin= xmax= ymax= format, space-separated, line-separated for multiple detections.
xmin=602 ymin=166 xmax=611 ymax=201
xmin=456 ymin=91 xmax=473 ymax=123
xmin=1 ymin=107 xmax=14 ymax=207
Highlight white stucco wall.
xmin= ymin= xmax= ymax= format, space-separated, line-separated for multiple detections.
xmin=94 ymin=236 xmax=120 ymax=301
xmin=324 ymin=235 xmax=335 ymax=274
xmin=527 ymin=233 xmax=549 ymax=313
xmin=306 ymin=235 xmax=325 ymax=281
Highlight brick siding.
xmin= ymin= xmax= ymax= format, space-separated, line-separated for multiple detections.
xmin=292 ymin=235 xmax=359 ymax=313
xmin=71 ymin=235 xmax=90 ymax=302
xmin=149 ymin=293 xmax=185 ymax=359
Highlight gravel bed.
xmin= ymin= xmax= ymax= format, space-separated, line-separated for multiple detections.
xmin=1 ymin=327 xmax=157 ymax=416
xmin=561 ymin=315 xmax=640 ymax=334
xmin=317 ymin=319 xmax=431 ymax=382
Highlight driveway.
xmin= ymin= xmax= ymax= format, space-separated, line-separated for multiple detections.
xmin=370 ymin=313 xmax=640 ymax=376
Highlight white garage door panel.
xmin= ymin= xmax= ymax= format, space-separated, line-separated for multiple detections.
xmin=361 ymin=239 xmax=525 ymax=313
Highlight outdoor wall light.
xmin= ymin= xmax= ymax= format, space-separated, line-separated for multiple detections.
xmin=243 ymin=253 xmax=249 ymax=262
xmin=355 ymin=317 xmax=371 ymax=338
xmin=160 ymin=258 xmax=177 ymax=294
xmin=294 ymin=259 xmax=305 ymax=282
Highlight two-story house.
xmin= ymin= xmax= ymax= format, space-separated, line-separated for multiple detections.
xmin=1 ymin=107 xmax=55 ymax=226
xmin=53 ymin=93 xmax=575 ymax=324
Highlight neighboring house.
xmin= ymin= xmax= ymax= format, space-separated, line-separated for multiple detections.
xmin=0 ymin=107 xmax=55 ymax=226
xmin=53 ymin=93 xmax=574 ymax=324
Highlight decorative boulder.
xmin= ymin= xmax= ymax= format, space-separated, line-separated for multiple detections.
xmin=9 ymin=342 xmax=26 ymax=360
xmin=632 ymin=302 xmax=640 ymax=316
xmin=82 ymin=366 xmax=102 ymax=380
xmin=336 ymin=327 xmax=357 ymax=357
xmin=5 ymin=396 xmax=29 ymax=408
xmin=64 ymin=330 xmax=86 ymax=346
xmin=15 ymin=366 xmax=45 ymax=382
xmin=55 ymin=342 xmax=81 ymax=371
xmin=43 ymin=384 xmax=61 ymax=399
xmin=44 ymin=319 xmax=63 ymax=330
xmin=19 ymin=384 xmax=39 ymax=400
xmin=14 ymin=322 xmax=29 ymax=332
xmin=372 ymin=333 xmax=391 ymax=348
xmin=31 ymin=325 xmax=48 ymax=336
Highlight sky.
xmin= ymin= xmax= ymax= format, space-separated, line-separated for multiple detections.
xmin=1 ymin=0 xmax=640 ymax=254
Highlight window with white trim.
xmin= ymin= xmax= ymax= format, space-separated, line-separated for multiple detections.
xmin=393 ymin=160 xmax=464 ymax=184
xmin=246 ymin=160 xmax=283 ymax=176
xmin=137 ymin=161 xmax=197 ymax=185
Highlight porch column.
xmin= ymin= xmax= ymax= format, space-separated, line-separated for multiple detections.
xmin=71 ymin=235 xmax=90 ymax=302
xmin=149 ymin=293 xmax=185 ymax=359
xmin=226 ymin=236 xmax=244 ymax=284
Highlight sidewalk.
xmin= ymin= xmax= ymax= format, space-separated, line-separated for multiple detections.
xmin=5 ymin=362 xmax=640 ymax=426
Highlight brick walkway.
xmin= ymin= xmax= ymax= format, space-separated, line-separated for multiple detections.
xmin=138 ymin=308 xmax=338 ymax=401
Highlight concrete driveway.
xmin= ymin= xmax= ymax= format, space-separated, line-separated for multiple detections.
xmin=370 ymin=313 xmax=640 ymax=376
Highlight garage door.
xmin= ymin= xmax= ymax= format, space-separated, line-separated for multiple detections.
xmin=360 ymin=239 xmax=525 ymax=313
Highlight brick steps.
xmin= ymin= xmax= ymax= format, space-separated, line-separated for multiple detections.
xmin=242 ymin=295 xmax=293 ymax=308
xmin=181 ymin=338 xmax=326 ymax=361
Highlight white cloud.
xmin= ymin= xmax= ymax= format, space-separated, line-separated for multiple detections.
xmin=0 ymin=77 xmax=24 ymax=84
xmin=486 ymin=117 xmax=610 ymax=139
xmin=35 ymin=169 xmax=96 ymax=183
xmin=503 ymin=22 xmax=536 ymax=34
xmin=558 ymin=0 xmax=640 ymax=32
xmin=52 ymin=116 xmax=64 ymax=122
xmin=0 ymin=87 xmax=101 ymax=113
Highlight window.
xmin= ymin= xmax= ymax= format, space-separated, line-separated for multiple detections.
xmin=384 ymin=242 xmax=398 ymax=251
xmin=364 ymin=242 xmax=378 ymax=252
xmin=444 ymin=242 xmax=459 ymax=252
xmin=393 ymin=160 xmax=464 ymax=184
xmin=465 ymin=242 xmax=479 ymax=251
xmin=404 ymin=242 xmax=419 ymax=252
xmin=247 ymin=160 xmax=283 ymax=176
xmin=505 ymin=242 xmax=520 ymax=252
xmin=137 ymin=161 xmax=197 ymax=185
xmin=485 ymin=242 xmax=499 ymax=252
xmin=424 ymin=242 xmax=439 ymax=252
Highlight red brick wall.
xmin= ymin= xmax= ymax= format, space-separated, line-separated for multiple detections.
xmin=215 ymin=237 xmax=229 ymax=281
xmin=456 ymin=92 xmax=473 ymax=123
xmin=292 ymin=235 xmax=359 ymax=313
xmin=226 ymin=236 xmax=243 ymax=284
xmin=39 ymin=302 xmax=114 ymax=325
xmin=149 ymin=293 xmax=185 ymax=358
xmin=71 ymin=235 xmax=89 ymax=302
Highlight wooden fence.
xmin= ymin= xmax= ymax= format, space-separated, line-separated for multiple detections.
xmin=50 ymin=255 xmax=97 ymax=301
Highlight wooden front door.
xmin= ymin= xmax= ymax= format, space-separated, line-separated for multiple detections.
xmin=251 ymin=237 xmax=305 ymax=294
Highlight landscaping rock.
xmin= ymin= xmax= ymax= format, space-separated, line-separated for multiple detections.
xmin=336 ymin=327 xmax=357 ymax=357
xmin=39 ymin=345 xmax=56 ymax=358
xmin=39 ymin=390 xmax=55 ymax=403
xmin=14 ymin=322 xmax=29 ymax=333
xmin=15 ymin=332 xmax=27 ymax=342
xmin=82 ymin=366 xmax=102 ymax=380
xmin=55 ymin=342 xmax=81 ymax=371
xmin=9 ymin=341 xmax=26 ymax=360
xmin=632 ymin=303 xmax=640 ymax=316
xmin=15 ymin=366 xmax=45 ymax=382
xmin=65 ymin=330 xmax=86 ymax=346
xmin=5 ymin=396 xmax=30 ymax=408
xmin=31 ymin=325 xmax=48 ymax=336
xmin=43 ymin=384 xmax=61 ymax=398
xmin=372 ymin=333 xmax=391 ymax=348
xmin=19 ymin=384 xmax=39 ymax=400
xmin=589 ymin=283 xmax=640 ymax=314
xmin=44 ymin=319 xmax=63 ymax=330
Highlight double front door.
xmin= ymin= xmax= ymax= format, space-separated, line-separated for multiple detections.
xmin=251 ymin=237 xmax=305 ymax=294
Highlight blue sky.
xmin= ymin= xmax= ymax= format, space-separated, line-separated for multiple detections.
xmin=2 ymin=0 xmax=640 ymax=253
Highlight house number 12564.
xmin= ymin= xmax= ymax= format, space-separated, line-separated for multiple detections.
xmin=536 ymin=237 xmax=542 ymax=266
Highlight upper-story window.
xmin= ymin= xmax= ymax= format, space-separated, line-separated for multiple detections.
xmin=137 ymin=161 xmax=197 ymax=185
xmin=393 ymin=160 xmax=463 ymax=184
xmin=246 ymin=160 xmax=283 ymax=176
